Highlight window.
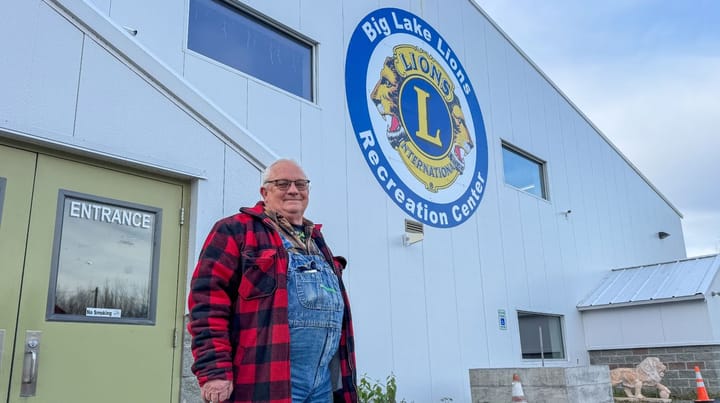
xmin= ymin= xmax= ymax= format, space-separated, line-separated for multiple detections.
xmin=188 ymin=0 xmax=314 ymax=101
xmin=47 ymin=190 xmax=162 ymax=324
xmin=502 ymin=143 xmax=547 ymax=199
xmin=518 ymin=312 xmax=565 ymax=359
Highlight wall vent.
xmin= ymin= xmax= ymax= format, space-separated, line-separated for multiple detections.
xmin=403 ymin=219 xmax=424 ymax=246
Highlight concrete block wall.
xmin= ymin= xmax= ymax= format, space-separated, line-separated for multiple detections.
xmin=589 ymin=345 xmax=720 ymax=400
xmin=469 ymin=366 xmax=613 ymax=403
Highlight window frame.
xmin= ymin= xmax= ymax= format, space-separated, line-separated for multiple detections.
xmin=517 ymin=311 xmax=566 ymax=360
xmin=46 ymin=189 xmax=163 ymax=325
xmin=186 ymin=0 xmax=317 ymax=102
xmin=501 ymin=141 xmax=549 ymax=200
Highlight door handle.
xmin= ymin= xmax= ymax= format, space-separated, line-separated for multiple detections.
xmin=22 ymin=350 xmax=37 ymax=383
xmin=20 ymin=330 xmax=41 ymax=397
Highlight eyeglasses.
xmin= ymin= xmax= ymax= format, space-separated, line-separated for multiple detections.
xmin=264 ymin=179 xmax=311 ymax=191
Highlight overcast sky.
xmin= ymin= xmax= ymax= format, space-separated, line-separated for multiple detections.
xmin=473 ymin=0 xmax=720 ymax=257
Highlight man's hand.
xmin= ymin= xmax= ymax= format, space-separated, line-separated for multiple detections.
xmin=201 ymin=379 xmax=233 ymax=403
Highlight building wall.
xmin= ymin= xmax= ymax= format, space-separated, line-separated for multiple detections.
xmin=589 ymin=346 xmax=720 ymax=400
xmin=709 ymin=274 xmax=720 ymax=339
xmin=0 ymin=0 xmax=689 ymax=401
xmin=582 ymin=301 xmax=718 ymax=350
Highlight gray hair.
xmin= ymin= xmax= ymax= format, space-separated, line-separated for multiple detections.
xmin=260 ymin=159 xmax=305 ymax=187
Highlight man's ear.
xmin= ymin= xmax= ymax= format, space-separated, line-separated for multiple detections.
xmin=260 ymin=186 xmax=268 ymax=199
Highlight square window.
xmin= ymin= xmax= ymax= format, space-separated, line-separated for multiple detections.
xmin=47 ymin=190 xmax=162 ymax=324
xmin=518 ymin=312 xmax=565 ymax=359
xmin=187 ymin=0 xmax=314 ymax=101
xmin=502 ymin=143 xmax=547 ymax=199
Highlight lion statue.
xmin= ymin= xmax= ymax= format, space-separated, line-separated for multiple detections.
xmin=610 ymin=357 xmax=671 ymax=399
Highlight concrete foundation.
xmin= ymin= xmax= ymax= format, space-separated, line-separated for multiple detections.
xmin=469 ymin=365 xmax=614 ymax=403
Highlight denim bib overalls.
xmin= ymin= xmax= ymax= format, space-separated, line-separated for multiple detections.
xmin=281 ymin=233 xmax=344 ymax=402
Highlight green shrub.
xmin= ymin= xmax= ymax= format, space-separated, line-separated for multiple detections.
xmin=357 ymin=373 xmax=454 ymax=403
xmin=358 ymin=373 xmax=404 ymax=403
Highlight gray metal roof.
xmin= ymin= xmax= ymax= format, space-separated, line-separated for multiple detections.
xmin=577 ymin=254 xmax=720 ymax=311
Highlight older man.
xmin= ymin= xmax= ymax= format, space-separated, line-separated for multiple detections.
xmin=188 ymin=159 xmax=357 ymax=403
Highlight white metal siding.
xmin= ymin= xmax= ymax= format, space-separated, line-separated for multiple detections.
xmin=583 ymin=301 xmax=714 ymax=349
xmin=0 ymin=0 xmax=692 ymax=401
xmin=108 ymin=0 xmax=185 ymax=71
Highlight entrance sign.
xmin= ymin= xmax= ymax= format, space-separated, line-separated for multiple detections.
xmin=346 ymin=8 xmax=489 ymax=228
xmin=68 ymin=200 xmax=153 ymax=229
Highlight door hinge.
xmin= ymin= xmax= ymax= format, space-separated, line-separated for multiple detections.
xmin=179 ymin=207 xmax=185 ymax=226
xmin=172 ymin=328 xmax=178 ymax=348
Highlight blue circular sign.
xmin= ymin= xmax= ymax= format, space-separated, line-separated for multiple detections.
xmin=345 ymin=8 xmax=489 ymax=228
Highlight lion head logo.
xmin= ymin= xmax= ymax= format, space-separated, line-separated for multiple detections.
xmin=449 ymin=100 xmax=474 ymax=173
xmin=370 ymin=57 xmax=408 ymax=148
xmin=369 ymin=46 xmax=475 ymax=192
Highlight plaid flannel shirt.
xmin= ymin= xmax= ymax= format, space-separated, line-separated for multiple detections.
xmin=188 ymin=202 xmax=357 ymax=403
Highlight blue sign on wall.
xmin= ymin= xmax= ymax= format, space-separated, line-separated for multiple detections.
xmin=345 ymin=8 xmax=489 ymax=228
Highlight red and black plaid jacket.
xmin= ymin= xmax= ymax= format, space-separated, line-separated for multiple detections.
xmin=188 ymin=202 xmax=357 ymax=402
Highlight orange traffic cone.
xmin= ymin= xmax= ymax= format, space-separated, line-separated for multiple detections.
xmin=511 ymin=373 xmax=528 ymax=402
xmin=695 ymin=366 xmax=715 ymax=402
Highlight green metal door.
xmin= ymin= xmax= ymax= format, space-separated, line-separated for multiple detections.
xmin=0 ymin=145 xmax=37 ymax=403
xmin=0 ymin=145 xmax=186 ymax=403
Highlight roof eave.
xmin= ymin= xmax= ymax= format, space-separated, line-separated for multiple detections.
xmin=577 ymin=294 xmax=706 ymax=311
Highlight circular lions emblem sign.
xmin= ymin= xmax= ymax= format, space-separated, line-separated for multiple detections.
xmin=345 ymin=8 xmax=489 ymax=228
